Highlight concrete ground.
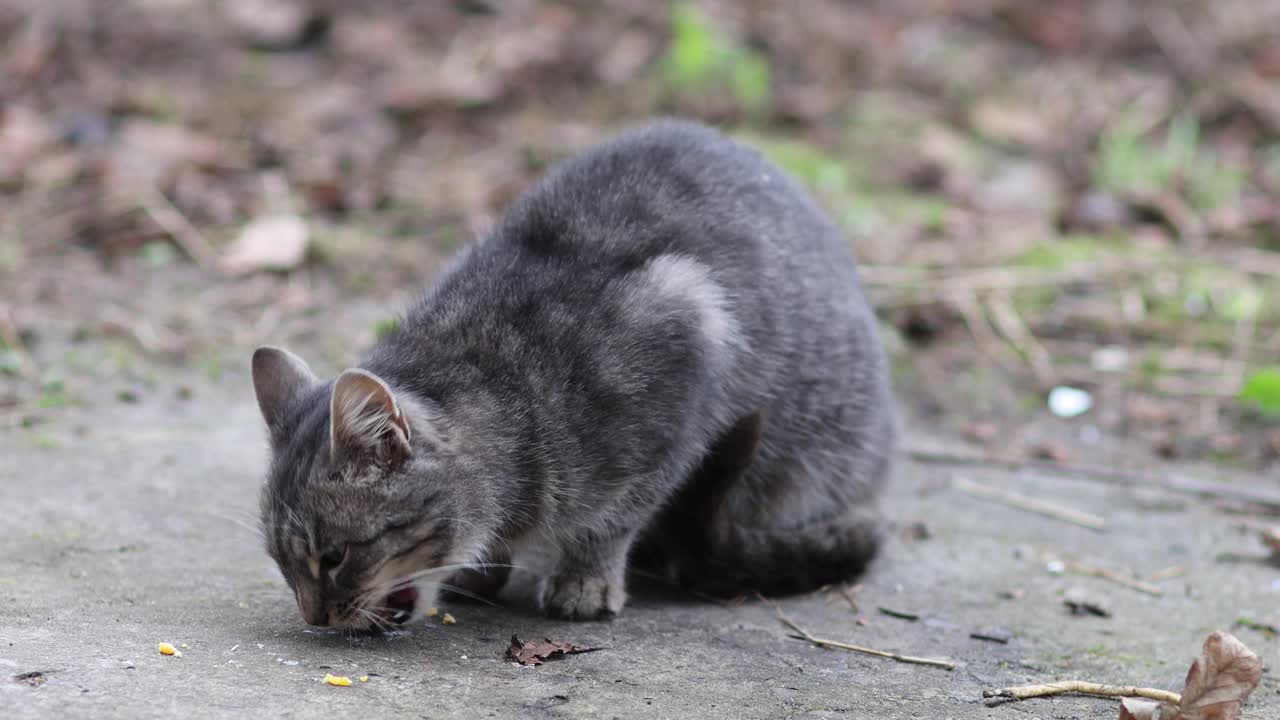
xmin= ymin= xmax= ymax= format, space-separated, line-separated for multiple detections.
xmin=2 ymin=369 xmax=1278 ymax=719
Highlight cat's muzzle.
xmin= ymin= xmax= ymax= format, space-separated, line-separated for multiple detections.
xmin=385 ymin=586 xmax=418 ymax=624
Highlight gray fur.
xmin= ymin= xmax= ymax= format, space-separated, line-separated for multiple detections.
xmin=252 ymin=119 xmax=896 ymax=628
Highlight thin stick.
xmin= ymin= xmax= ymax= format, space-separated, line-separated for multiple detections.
xmin=862 ymin=256 xmax=1158 ymax=295
xmin=0 ymin=305 xmax=39 ymax=383
xmin=908 ymin=448 xmax=1280 ymax=513
xmin=1063 ymin=561 xmax=1162 ymax=596
xmin=136 ymin=184 xmax=218 ymax=270
xmin=952 ymin=476 xmax=1106 ymax=531
xmin=983 ymin=680 xmax=1180 ymax=704
xmin=1146 ymin=566 xmax=1186 ymax=582
xmin=837 ymin=583 xmax=860 ymax=614
xmin=953 ymin=292 xmax=1020 ymax=373
xmin=986 ymin=290 xmax=1057 ymax=388
xmin=761 ymin=596 xmax=956 ymax=671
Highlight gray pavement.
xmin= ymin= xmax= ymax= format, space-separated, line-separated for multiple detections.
xmin=2 ymin=368 xmax=1278 ymax=719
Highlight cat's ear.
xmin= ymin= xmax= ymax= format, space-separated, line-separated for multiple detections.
xmin=252 ymin=346 xmax=318 ymax=440
xmin=329 ymin=368 xmax=412 ymax=464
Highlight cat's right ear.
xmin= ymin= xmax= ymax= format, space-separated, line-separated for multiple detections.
xmin=252 ymin=346 xmax=318 ymax=441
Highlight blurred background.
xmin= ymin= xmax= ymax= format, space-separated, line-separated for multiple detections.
xmin=2 ymin=0 xmax=1279 ymax=470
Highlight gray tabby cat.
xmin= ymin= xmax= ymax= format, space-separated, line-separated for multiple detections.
xmin=251 ymin=119 xmax=895 ymax=629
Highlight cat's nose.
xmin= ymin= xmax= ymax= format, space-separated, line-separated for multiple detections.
xmin=298 ymin=594 xmax=328 ymax=626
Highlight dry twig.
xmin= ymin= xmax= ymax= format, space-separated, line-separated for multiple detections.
xmin=836 ymin=583 xmax=861 ymax=614
xmin=1146 ymin=566 xmax=1186 ymax=582
xmin=983 ymin=680 xmax=1180 ymax=704
xmin=909 ymin=448 xmax=1280 ymax=513
xmin=987 ymin=290 xmax=1056 ymax=388
xmin=761 ymin=596 xmax=956 ymax=671
xmin=135 ymin=184 xmax=218 ymax=271
xmin=1063 ymin=561 xmax=1163 ymax=597
xmin=953 ymin=292 xmax=1021 ymax=373
xmin=0 ymin=305 xmax=39 ymax=383
xmin=952 ymin=476 xmax=1106 ymax=531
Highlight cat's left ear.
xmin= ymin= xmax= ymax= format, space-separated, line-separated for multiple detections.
xmin=253 ymin=346 xmax=318 ymax=443
xmin=329 ymin=368 xmax=412 ymax=464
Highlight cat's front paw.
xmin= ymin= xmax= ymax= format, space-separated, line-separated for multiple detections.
xmin=544 ymin=572 xmax=625 ymax=621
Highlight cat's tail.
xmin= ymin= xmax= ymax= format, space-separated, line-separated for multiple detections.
xmin=682 ymin=504 xmax=885 ymax=597
xmin=633 ymin=410 xmax=887 ymax=597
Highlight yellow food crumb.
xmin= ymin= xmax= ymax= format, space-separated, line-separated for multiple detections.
xmin=323 ymin=673 xmax=352 ymax=687
xmin=442 ymin=613 xmax=456 ymax=625
xmin=358 ymin=676 xmax=369 ymax=683
xmin=180 ymin=643 xmax=189 ymax=649
xmin=158 ymin=642 xmax=181 ymax=657
xmin=425 ymin=607 xmax=439 ymax=618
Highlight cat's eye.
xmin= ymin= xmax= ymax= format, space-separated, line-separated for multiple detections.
xmin=319 ymin=547 xmax=347 ymax=570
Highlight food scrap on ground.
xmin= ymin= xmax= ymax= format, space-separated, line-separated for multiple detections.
xmin=358 ymin=676 xmax=369 ymax=683
xmin=424 ymin=607 xmax=439 ymax=618
xmin=506 ymin=635 xmax=601 ymax=666
xmin=323 ymin=673 xmax=352 ymax=687
xmin=158 ymin=642 xmax=181 ymax=657
xmin=442 ymin=612 xmax=456 ymax=625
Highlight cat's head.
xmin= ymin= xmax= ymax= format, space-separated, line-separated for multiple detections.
xmin=250 ymin=346 xmax=481 ymax=630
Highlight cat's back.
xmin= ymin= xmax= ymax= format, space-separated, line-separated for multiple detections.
xmin=491 ymin=119 xmax=846 ymax=274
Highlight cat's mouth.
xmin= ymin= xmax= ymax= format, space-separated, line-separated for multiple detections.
xmin=384 ymin=586 xmax=418 ymax=624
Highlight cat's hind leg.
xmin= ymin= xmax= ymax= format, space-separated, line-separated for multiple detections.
xmin=641 ymin=410 xmax=891 ymax=596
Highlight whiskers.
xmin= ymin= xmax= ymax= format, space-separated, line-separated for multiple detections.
xmin=352 ymin=606 xmax=394 ymax=634
xmin=210 ymin=507 xmax=266 ymax=541
xmin=386 ymin=561 xmax=522 ymax=591
xmin=435 ymin=582 xmax=499 ymax=607
xmin=351 ymin=560 xmax=523 ymax=622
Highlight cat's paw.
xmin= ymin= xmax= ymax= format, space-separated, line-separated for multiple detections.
xmin=543 ymin=572 xmax=625 ymax=621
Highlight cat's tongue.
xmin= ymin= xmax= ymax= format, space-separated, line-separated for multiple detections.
xmin=386 ymin=587 xmax=418 ymax=623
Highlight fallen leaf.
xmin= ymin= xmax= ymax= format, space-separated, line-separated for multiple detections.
xmin=12 ymin=671 xmax=47 ymax=687
xmin=223 ymin=0 xmax=327 ymax=51
xmin=0 ymin=104 xmax=57 ymax=183
xmin=1119 ymin=697 xmax=1165 ymax=720
xmin=901 ymin=522 xmax=930 ymax=543
xmin=1174 ymin=631 xmax=1262 ymax=720
xmin=113 ymin=119 xmax=231 ymax=184
xmin=505 ymin=635 xmax=600 ymax=666
xmin=1261 ymin=526 xmax=1280 ymax=559
xmin=970 ymin=100 xmax=1052 ymax=149
xmin=1063 ymin=587 xmax=1111 ymax=617
xmin=964 ymin=421 xmax=999 ymax=444
xmin=1031 ymin=442 xmax=1072 ymax=464
xmin=220 ymin=215 xmax=309 ymax=275
xmin=1068 ymin=191 xmax=1135 ymax=233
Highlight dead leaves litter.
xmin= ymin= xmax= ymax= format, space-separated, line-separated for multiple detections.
xmin=505 ymin=635 xmax=600 ymax=667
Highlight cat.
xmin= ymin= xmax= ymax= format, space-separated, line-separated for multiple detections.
xmin=251 ymin=119 xmax=896 ymax=629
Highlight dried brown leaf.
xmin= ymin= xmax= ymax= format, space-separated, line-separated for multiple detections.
xmin=1174 ymin=631 xmax=1262 ymax=720
xmin=1119 ymin=697 xmax=1175 ymax=720
xmin=1063 ymin=586 xmax=1111 ymax=617
xmin=1261 ymin=526 xmax=1280 ymax=559
xmin=505 ymin=635 xmax=599 ymax=666
xmin=220 ymin=215 xmax=309 ymax=275
xmin=0 ymin=105 xmax=57 ymax=182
